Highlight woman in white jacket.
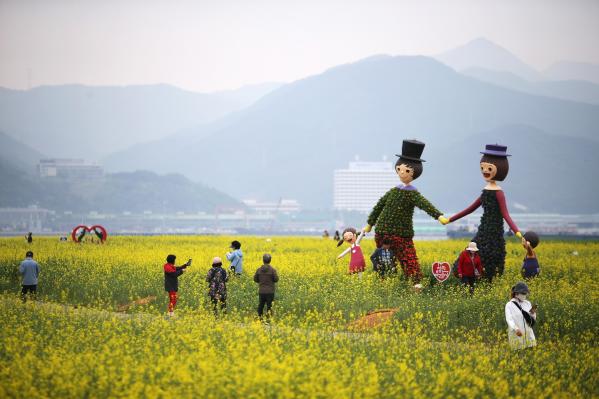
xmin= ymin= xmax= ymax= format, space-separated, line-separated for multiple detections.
xmin=505 ymin=282 xmax=537 ymax=350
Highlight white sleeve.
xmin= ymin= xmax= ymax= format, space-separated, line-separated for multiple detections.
xmin=356 ymin=231 xmax=365 ymax=245
xmin=337 ymin=246 xmax=351 ymax=259
xmin=505 ymin=302 xmax=518 ymax=331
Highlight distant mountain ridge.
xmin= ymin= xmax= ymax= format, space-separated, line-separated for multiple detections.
xmin=0 ymin=163 xmax=242 ymax=213
xmin=0 ymin=83 xmax=280 ymax=159
xmin=461 ymin=67 xmax=599 ymax=105
xmin=435 ymin=38 xmax=543 ymax=81
xmin=0 ymin=132 xmax=242 ymax=212
xmin=104 ymin=55 xmax=599 ymax=212
xmin=545 ymin=61 xmax=599 ymax=84
xmin=0 ymin=131 xmax=45 ymax=174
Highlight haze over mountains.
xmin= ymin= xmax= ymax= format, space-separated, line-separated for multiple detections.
xmin=2 ymin=38 xmax=599 ymax=214
xmin=103 ymin=54 xmax=599 ymax=212
xmin=0 ymin=82 xmax=281 ymax=159
xmin=0 ymin=134 xmax=241 ymax=214
xmin=436 ymin=38 xmax=544 ymax=81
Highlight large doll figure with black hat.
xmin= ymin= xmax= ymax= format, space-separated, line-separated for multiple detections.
xmin=364 ymin=139 xmax=447 ymax=283
xmin=442 ymin=144 xmax=522 ymax=282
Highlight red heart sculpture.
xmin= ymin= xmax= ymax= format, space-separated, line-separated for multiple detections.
xmin=432 ymin=261 xmax=451 ymax=282
xmin=71 ymin=225 xmax=108 ymax=243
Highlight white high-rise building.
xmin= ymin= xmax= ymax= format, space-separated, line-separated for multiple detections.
xmin=334 ymin=161 xmax=398 ymax=212
xmin=38 ymin=159 xmax=103 ymax=180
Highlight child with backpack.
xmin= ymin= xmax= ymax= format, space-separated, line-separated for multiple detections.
xmin=206 ymin=257 xmax=228 ymax=315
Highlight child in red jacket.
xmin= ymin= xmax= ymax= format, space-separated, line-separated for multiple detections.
xmin=164 ymin=254 xmax=191 ymax=317
xmin=457 ymin=242 xmax=483 ymax=295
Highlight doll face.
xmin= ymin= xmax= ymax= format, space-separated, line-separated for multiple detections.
xmin=343 ymin=231 xmax=355 ymax=243
xmin=480 ymin=162 xmax=497 ymax=182
xmin=396 ymin=164 xmax=414 ymax=184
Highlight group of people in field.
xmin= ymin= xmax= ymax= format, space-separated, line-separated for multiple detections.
xmin=332 ymin=139 xmax=541 ymax=349
xmin=163 ymin=240 xmax=279 ymax=321
xmin=16 ymin=140 xmax=541 ymax=350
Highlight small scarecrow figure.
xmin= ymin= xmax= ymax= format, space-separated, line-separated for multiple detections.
xmin=364 ymin=139 xmax=447 ymax=284
xmin=442 ymin=144 xmax=521 ymax=281
xmin=337 ymin=227 xmax=366 ymax=277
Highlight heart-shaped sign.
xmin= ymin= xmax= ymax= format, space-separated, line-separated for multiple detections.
xmin=432 ymin=261 xmax=451 ymax=282
xmin=71 ymin=225 xmax=108 ymax=243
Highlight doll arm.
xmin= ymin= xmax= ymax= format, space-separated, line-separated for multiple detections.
xmin=496 ymin=191 xmax=520 ymax=234
xmin=367 ymin=190 xmax=390 ymax=227
xmin=337 ymin=246 xmax=351 ymax=259
xmin=449 ymin=197 xmax=482 ymax=222
xmin=413 ymin=192 xmax=443 ymax=219
xmin=355 ymin=231 xmax=365 ymax=245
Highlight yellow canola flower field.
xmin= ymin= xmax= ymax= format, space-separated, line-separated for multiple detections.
xmin=0 ymin=236 xmax=598 ymax=398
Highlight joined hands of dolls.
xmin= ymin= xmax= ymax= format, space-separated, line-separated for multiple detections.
xmin=438 ymin=216 xmax=449 ymax=225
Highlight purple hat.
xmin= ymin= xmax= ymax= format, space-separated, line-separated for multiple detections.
xmin=481 ymin=144 xmax=511 ymax=157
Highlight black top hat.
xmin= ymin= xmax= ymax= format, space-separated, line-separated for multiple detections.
xmin=395 ymin=139 xmax=426 ymax=162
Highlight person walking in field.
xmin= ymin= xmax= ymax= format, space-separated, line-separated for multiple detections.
xmin=254 ymin=253 xmax=279 ymax=321
xmin=457 ymin=242 xmax=484 ymax=294
xmin=226 ymin=240 xmax=243 ymax=276
xmin=164 ymin=254 xmax=191 ymax=317
xmin=19 ymin=251 xmax=39 ymax=302
xmin=206 ymin=257 xmax=228 ymax=315
xmin=505 ymin=282 xmax=537 ymax=350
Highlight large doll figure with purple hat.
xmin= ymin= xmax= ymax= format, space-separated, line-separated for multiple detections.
xmin=442 ymin=144 xmax=522 ymax=282
xmin=364 ymin=139 xmax=447 ymax=284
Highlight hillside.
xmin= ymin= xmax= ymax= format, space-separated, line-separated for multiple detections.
xmin=104 ymin=55 xmax=599 ymax=211
xmin=0 ymin=83 xmax=278 ymax=159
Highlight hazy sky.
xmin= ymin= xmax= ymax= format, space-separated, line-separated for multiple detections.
xmin=1 ymin=0 xmax=598 ymax=92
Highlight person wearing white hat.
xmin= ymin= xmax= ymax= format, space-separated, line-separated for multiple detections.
xmin=457 ymin=242 xmax=483 ymax=294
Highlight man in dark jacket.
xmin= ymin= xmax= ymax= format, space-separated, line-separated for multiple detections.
xmin=164 ymin=254 xmax=191 ymax=317
xmin=253 ymin=253 xmax=279 ymax=320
